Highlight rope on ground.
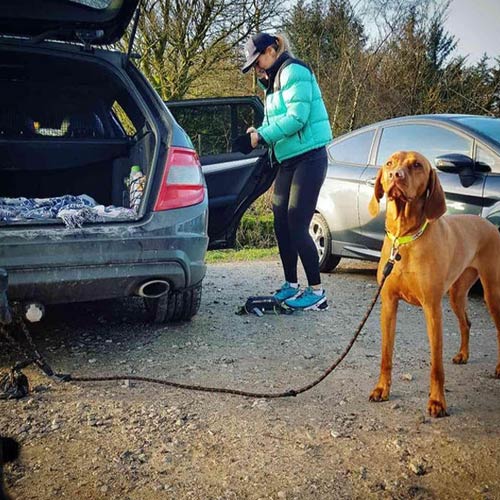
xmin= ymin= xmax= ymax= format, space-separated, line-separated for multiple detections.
xmin=1 ymin=264 xmax=394 ymax=400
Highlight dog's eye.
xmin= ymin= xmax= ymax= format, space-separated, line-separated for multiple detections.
xmin=413 ymin=162 xmax=422 ymax=168
xmin=386 ymin=161 xmax=392 ymax=167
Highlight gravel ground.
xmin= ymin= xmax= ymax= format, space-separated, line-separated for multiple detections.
xmin=1 ymin=258 xmax=499 ymax=500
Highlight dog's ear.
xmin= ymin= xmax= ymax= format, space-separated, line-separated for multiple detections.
xmin=424 ymin=168 xmax=446 ymax=221
xmin=368 ymin=167 xmax=384 ymax=217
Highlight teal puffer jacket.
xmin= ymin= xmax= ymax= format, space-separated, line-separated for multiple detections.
xmin=257 ymin=61 xmax=333 ymax=163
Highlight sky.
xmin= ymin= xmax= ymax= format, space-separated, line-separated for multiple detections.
xmin=444 ymin=0 xmax=500 ymax=63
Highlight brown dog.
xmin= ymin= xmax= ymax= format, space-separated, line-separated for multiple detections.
xmin=368 ymin=151 xmax=500 ymax=417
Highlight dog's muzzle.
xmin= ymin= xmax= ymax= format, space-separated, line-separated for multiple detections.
xmin=387 ymin=183 xmax=409 ymax=202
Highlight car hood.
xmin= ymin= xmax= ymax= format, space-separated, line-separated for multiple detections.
xmin=0 ymin=0 xmax=139 ymax=45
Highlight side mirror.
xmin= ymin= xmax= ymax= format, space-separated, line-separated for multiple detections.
xmin=435 ymin=153 xmax=474 ymax=173
xmin=435 ymin=153 xmax=480 ymax=188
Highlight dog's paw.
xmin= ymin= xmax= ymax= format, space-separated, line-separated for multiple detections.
xmin=427 ymin=399 xmax=448 ymax=418
xmin=452 ymin=352 xmax=468 ymax=364
xmin=369 ymin=387 xmax=389 ymax=402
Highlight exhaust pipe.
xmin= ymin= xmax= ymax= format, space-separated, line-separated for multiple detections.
xmin=136 ymin=280 xmax=170 ymax=299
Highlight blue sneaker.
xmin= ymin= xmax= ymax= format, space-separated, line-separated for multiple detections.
xmin=284 ymin=287 xmax=328 ymax=311
xmin=273 ymin=282 xmax=301 ymax=302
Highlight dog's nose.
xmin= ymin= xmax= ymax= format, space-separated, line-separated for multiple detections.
xmin=388 ymin=169 xmax=405 ymax=180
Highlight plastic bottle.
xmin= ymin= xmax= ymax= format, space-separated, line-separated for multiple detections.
xmin=128 ymin=165 xmax=146 ymax=212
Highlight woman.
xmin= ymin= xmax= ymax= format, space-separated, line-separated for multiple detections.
xmin=241 ymin=32 xmax=333 ymax=311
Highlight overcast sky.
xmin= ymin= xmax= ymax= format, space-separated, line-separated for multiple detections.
xmin=445 ymin=0 xmax=500 ymax=63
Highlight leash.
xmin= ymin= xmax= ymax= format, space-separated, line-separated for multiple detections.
xmin=0 ymin=258 xmax=397 ymax=400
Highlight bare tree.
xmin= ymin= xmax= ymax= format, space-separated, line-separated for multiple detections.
xmin=123 ymin=0 xmax=283 ymax=100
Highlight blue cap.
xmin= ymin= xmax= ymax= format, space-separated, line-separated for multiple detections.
xmin=241 ymin=33 xmax=277 ymax=73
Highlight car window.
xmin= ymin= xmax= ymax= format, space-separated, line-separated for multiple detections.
xmin=169 ymin=103 xmax=263 ymax=157
xmin=171 ymin=105 xmax=231 ymax=156
xmin=453 ymin=116 xmax=500 ymax=147
xmin=237 ymin=103 xmax=263 ymax=135
xmin=328 ymin=130 xmax=375 ymax=164
xmin=111 ymin=101 xmax=137 ymax=137
xmin=376 ymin=124 xmax=472 ymax=166
xmin=0 ymin=109 xmax=109 ymax=139
xmin=476 ymin=144 xmax=500 ymax=173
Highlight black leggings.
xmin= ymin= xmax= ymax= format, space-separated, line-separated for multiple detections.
xmin=272 ymin=147 xmax=328 ymax=286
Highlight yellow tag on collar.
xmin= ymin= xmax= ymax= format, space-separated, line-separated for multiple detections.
xmin=386 ymin=221 xmax=429 ymax=247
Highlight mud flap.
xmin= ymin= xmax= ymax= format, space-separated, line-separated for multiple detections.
xmin=0 ymin=269 xmax=11 ymax=325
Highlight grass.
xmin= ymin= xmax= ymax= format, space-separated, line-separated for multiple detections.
xmin=206 ymin=246 xmax=279 ymax=263
xmin=206 ymin=193 xmax=277 ymax=264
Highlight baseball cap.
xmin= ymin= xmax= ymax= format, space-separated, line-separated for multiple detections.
xmin=241 ymin=33 xmax=277 ymax=73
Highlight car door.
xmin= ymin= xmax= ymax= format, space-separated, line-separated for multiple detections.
xmin=316 ymin=128 xmax=376 ymax=258
xmin=359 ymin=121 xmax=483 ymax=252
xmin=478 ymin=142 xmax=500 ymax=226
xmin=166 ymin=97 xmax=275 ymax=249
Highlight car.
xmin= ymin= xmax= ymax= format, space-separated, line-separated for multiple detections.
xmin=312 ymin=114 xmax=500 ymax=272
xmin=0 ymin=2 xmax=274 ymax=323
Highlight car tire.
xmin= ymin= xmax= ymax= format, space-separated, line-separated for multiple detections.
xmin=310 ymin=213 xmax=341 ymax=273
xmin=144 ymin=283 xmax=202 ymax=323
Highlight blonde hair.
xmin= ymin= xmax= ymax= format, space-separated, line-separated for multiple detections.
xmin=274 ymin=34 xmax=294 ymax=57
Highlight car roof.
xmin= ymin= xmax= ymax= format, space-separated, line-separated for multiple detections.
xmin=345 ymin=114 xmax=481 ymax=132
xmin=334 ymin=114 xmax=500 ymax=150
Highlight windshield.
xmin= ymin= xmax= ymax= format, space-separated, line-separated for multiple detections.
xmin=453 ymin=116 xmax=500 ymax=145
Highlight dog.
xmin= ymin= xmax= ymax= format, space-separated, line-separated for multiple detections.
xmin=0 ymin=436 xmax=19 ymax=500
xmin=367 ymin=150 xmax=500 ymax=417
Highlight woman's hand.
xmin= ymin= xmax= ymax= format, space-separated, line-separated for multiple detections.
xmin=250 ymin=132 xmax=260 ymax=149
xmin=246 ymin=128 xmax=261 ymax=149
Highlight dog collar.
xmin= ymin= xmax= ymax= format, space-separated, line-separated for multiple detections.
xmin=385 ymin=220 xmax=429 ymax=248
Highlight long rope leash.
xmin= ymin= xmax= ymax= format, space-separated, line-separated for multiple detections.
xmin=1 ymin=260 xmax=396 ymax=400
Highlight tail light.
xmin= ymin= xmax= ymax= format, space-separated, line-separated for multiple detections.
xmin=154 ymin=146 xmax=205 ymax=211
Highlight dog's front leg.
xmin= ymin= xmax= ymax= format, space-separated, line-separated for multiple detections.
xmin=369 ymin=295 xmax=398 ymax=402
xmin=423 ymin=303 xmax=448 ymax=417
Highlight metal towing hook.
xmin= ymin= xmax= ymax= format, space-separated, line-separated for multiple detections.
xmin=0 ymin=269 xmax=68 ymax=400
xmin=0 ymin=268 xmax=45 ymax=325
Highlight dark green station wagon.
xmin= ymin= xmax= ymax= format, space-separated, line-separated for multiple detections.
xmin=0 ymin=1 xmax=273 ymax=323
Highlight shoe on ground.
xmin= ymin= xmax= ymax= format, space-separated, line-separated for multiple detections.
xmin=273 ymin=282 xmax=301 ymax=302
xmin=284 ymin=287 xmax=328 ymax=311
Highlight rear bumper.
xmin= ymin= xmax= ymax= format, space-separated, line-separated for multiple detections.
xmin=0 ymin=202 xmax=208 ymax=304
xmin=8 ymin=260 xmax=205 ymax=304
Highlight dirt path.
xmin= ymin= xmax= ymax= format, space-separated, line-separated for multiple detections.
xmin=1 ymin=258 xmax=499 ymax=499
